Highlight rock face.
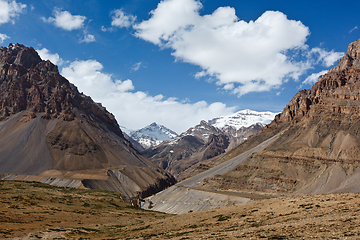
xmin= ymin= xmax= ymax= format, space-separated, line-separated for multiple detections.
xmin=275 ymin=39 xmax=360 ymax=123
xmin=200 ymin=39 xmax=360 ymax=196
xmin=0 ymin=43 xmax=176 ymax=198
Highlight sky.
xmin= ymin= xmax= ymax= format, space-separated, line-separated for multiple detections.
xmin=0 ymin=0 xmax=359 ymax=133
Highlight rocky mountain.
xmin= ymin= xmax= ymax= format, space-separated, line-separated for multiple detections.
xmin=197 ymin=38 xmax=360 ymax=196
xmin=120 ymin=126 xmax=145 ymax=153
xmin=130 ymin=122 xmax=178 ymax=149
xmin=0 ymin=43 xmax=176 ymax=199
xmin=143 ymin=110 xmax=275 ymax=179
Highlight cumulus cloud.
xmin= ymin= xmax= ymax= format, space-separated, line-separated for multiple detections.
xmin=302 ymin=70 xmax=328 ymax=86
xmin=36 ymin=48 xmax=64 ymax=66
xmin=0 ymin=33 xmax=9 ymax=43
xmin=0 ymin=0 xmax=26 ymax=24
xmin=111 ymin=9 xmax=136 ymax=28
xmin=42 ymin=8 xmax=86 ymax=31
xmin=61 ymin=59 xmax=236 ymax=133
xmin=80 ymin=31 xmax=95 ymax=43
xmin=133 ymin=0 xmax=343 ymax=96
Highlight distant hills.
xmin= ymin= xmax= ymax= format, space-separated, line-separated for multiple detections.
xmin=139 ymin=110 xmax=277 ymax=179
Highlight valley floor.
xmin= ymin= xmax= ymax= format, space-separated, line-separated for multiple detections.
xmin=1 ymin=181 xmax=360 ymax=239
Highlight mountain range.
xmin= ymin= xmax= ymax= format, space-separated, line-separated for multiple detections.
xmin=142 ymin=110 xmax=277 ymax=179
xmin=0 ymin=43 xmax=175 ymax=199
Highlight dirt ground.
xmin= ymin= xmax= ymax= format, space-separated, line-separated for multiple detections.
xmin=1 ymin=180 xmax=360 ymax=239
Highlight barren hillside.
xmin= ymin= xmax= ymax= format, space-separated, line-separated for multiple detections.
xmin=196 ymin=38 xmax=360 ymax=196
xmin=0 ymin=43 xmax=176 ymax=198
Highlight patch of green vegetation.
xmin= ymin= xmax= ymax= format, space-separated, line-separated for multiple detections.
xmin=48 ymin=228 xmax=68 ymax=232
xmin=213 ymin=214 xmax=231 ymax=221
xmin=298 ymin=203 xmax=313 ymax=209
xmin=133 ymin=225 xmax=150 ymax=231
xmin=82 ymin=202 xmax=90 ymax=207
xmin=188 ymin=224 xmax=198 ymax=228
xmin=268 ymin=235 xmax=287 ymax=239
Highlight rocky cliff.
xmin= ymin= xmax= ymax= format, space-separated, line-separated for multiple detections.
xmin=198 ymin=38 xmax=360 ymax=196
xmin=0 ymin=43 xmax=176 ymax=198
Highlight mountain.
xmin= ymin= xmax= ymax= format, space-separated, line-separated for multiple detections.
xmin=0 ymin=43 xmax=176 ymax=199
xmin=209 ymin=109 xmax=277 ymax=137
xmin=130 ymin=122 xmax=178 ymax=149
xmin=120 ymin=126 xmax=145 ymax=153
xmin=143 ymin=110 xmax=276 ymax=179
xmin=197 ymin=38 xmax=360 ymax=196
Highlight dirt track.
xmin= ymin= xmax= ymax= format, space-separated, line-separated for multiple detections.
xmin=177 ymin=131 xmax=283 ymax=188
xmin=144 ymin=132 xmax=283 ymax=214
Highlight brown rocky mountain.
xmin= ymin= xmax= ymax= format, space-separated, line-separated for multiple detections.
xmin=197 ymin=38 xmax=360 ymax=196
xmin=0 ymin=43 xmax=175 ymax=199
xmin=143 ymin=119 xmax=263 ymax=180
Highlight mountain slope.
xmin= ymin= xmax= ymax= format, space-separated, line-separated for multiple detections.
xmin=198 ymin=38 xmax=360 ymax=195
xmin=0 ymin=43 xmax=175 ymax=198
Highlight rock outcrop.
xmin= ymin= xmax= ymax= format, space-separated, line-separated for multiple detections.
xmin=199 ymin=38 xmax=360 ymax=196
xmin=0 ymin=43 xmax=176 ymax=198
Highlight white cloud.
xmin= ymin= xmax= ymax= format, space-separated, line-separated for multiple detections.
xmin=131 ymin=62 xmax=144 ymax=72
xmin=134 ymin=0 xmax=343 ymax=96
xmin=42 ymin=8 xmax=86 ymax=31
xmin=0 ymin=33 xmax=9 ymax=43
xmin=111 ymin=9 xmax=136 ymax=28
xmin=309 ymin=47 xmax=343 ymax=67
xmin=36 ymin=48 xmax=64 ymax=66
xmin=0 ymin=0 xmax=26 ymax=24
xmin=350 ymin=26 xmax=358 ymax=33
xmin=80 ymin=33 xmax=95 ymax=43
xmin=302 ymin=70 xmax=328 ymax=85
xmin=61 ymin=59 xmax=236 ymax=133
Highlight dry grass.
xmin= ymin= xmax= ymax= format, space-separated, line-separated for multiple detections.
xmin=0 ymin=180 xmax=167 ymax=239
xmin=1 ymin=180 xmax=360 ymax=239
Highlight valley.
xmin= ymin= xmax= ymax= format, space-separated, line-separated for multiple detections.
xmin=1 ymin=180 xmax=360 ymax=239
xmin=1 ymin=36 xmax=360 ymax=239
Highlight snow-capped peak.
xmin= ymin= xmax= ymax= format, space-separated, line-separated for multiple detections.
xmin=209 ymin=109 xmax=278 ymax=131
xmin=130 ymin=122 xmax=178 ymax=149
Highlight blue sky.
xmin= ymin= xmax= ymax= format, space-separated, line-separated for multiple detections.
xmin=0 ymin=0 xmax=359 ymax=133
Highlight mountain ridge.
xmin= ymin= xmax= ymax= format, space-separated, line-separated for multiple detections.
xmin=0 ymin=43 xmax=176 ymax=198
xmin=143 ymin=110 xmax=277 ymax=179
xmin=195 ymin=38 xmax=360 ymax=196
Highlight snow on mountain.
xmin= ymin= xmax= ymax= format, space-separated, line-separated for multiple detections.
xmin=120 ymin=126 xmax=133 ymax=136
xmin=130 ymin=122 xmax=178 ymax=149
xmin=208 ymin=109 xmax=278 ymax=131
